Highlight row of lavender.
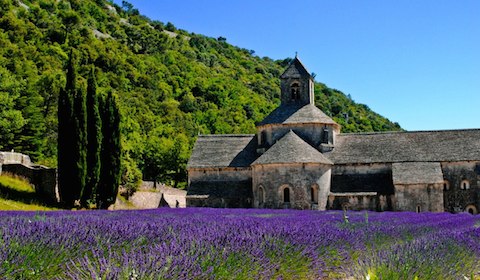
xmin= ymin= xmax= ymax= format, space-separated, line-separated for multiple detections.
xmin=1 ymin=208 xmax=479 ymax=279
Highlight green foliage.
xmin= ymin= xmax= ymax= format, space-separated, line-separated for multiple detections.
xmin=315 ymin=84 xmax=401 ymax=133
xmin=143 ymin=131 xmax=189 ymax=188
xmin=120 ymin=153 xmax=142 ymax=198
xmin=72 ymin=69 xmax=87 ymax=206
xmin=1 ymin=0 xmax=402 ymax=189
xmin=97 ymin=90 xmax=122 ymax=209
xmin=0 ymin=68 xmax=26 ymax=150
xmin=82 ymin=65 xmax=102 ymax=207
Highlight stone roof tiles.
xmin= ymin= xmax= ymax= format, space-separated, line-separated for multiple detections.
xmin=392 ymin=162 xmax=444 ymax=185
xmin=280 ymin=57 xmax=312 ymax=79
xmin=252 ymin=130 xmax=333 ymax=165
xmin=258 ymin=104 xmax=338 ymax=127
xmin=187 ymin=134 xmax=257 ymax=169
xmin=326 ymin=129 xmax=480 ymax=164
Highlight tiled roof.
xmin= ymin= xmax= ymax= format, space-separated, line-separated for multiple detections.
xmin=392 ymin=162 xmax=444 ymax=185
xmin=280 ymin=57 xmax=312 ymax=79
xmin=187 ymin=135 xmax=257 ymax=168
xmin=252 ymin=130 xmax=333 ymax=165
xmin=326 ymin=129 xmax=480 ymax=164
xmin=258 ymin=104 xmax=338 ymax=127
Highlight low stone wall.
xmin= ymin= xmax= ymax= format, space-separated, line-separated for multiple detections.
xmin=129 ymin=190 xmax=186 ymax=209
xmin=328 ymin=192 xmax=382 ymax=211
xmin=114 ymin=182 xmax=187 ymax=209
xmin=1 ymin=164 xmax=58 ymax=203
xmin=328 ymin=192 xmax=392 ymax=211
xmin=0 ymin=152 xmax=31 ymax=166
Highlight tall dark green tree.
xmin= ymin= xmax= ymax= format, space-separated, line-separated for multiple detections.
xmin=58 ymin=50 xmax=86 ymax=207
xmin=81 ymin=66 xmax=102 ymax=207
xmin=72 ymin=78 xmax=87 ymax=206
xmin=97 ymin=90 xmax=122 ymax=209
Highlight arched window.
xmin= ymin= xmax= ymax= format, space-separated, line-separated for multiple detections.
xmin=258 ymin=186 xmax=264 ymax=205
xmin=465 ymin=205 xmax=477 ymax=215
xmin=283 ymin=188 xmax=290 ymax=203
xmin=310 ymin=185 xmax=318 ymax=204
xmin=416 ymin=205 xmax=421 ymax=213
xmin=461 ymin=180 xmax=470 ymax=190
xmin=443 ymin=180 xmax=450 ymax=191
xmin=291 ymin=82 xmax=300 ymax=101
xmin=322 ymin=127 xmax=330 ymax=144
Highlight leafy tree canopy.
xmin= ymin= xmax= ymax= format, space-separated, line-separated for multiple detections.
xmin=0 ymin=0 xmax=401 ymax=188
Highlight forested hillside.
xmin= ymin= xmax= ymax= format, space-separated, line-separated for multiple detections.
xmin=0 ymin=0 xmax=401 ymax=188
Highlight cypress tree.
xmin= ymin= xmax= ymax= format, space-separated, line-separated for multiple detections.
xmin=58 ymin=50 xmax=77 ymax=207
xmin=57 ymin=50 xmax=87 ymax=208
xmin=97 ymin=90 xmax=122 ymax=209
xmin=72 ymin=82 xmax=87 ymax=206
xmin=81 ymin=66 xmax=102 ymax=207
xmin=57 ymin=53 xmax=76 ymax=206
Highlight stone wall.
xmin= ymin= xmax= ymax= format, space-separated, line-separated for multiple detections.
xmin=252 ymin=163 xmax=331 ymax=210
xmin=259 ymin=123 xmax=339 ymax=150
xmin=394 ymin=183 xmax=444 ymax=212
xmin=327 ymin=192 xmax=380 ymax=211
xmin=187 ymin=159 xmax=480 ymax=213
xmin=188 ymin=168 xmax=251 ymax=183
xmin=0 ymin=152 xmax=31 ymax=166
xmin=1 ymin=164 xmax=57 ymax=203
xmin=330 ymin=163 xmax=398 ymax=211
xmin=331 ymin=163 xmax=394 ymax=195
xmin=187 ymin=167 xmax=253 ymax=208
xmin=442 ymin=161 xmax=480 ymax=213
xmin=129 ymin=191 xmax=186 ymax=209
xmin=280 ymin=76 xmax=313 ymax=105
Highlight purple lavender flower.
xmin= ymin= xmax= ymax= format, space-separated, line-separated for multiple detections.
xmin=0 ymin=209 xmax=478 ymax=279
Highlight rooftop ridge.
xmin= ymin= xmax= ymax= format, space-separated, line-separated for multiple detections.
xmin=198 ymin=134 xmax=255 ymax=137
xmin=280 ymin=56 xmax=312 ymax=79
xmin=252 ymin=130 xmax=333 ymax=165
xmin=329 ymin=128 xmax=480 ymax=164
xmin=258 ymin=103 xmax=338 ymax=126
xmin=338 ymin=128 xmax=480 ymax=136
xmin=257 ymin=121 xmax=339 ymax=127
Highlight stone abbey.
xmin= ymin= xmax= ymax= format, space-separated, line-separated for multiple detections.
xmin=186 ymin=57 xmax=480 ymax=214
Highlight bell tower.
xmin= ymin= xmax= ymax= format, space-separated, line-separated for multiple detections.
xmin=280 ymin=56 xmax=315 ymax=106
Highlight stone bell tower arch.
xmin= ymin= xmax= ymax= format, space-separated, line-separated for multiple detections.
xmin=280 ymin=55 xmax=315 ymax=106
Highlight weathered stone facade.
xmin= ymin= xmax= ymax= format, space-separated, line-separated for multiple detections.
xmin=187 ymin=57 xmax=480 ymax=214
xmin=252 ymin=163 xmax=331 ymax=210
xmin=442 ymin=162 xmax=480 ymax=214
xmin=187 ymin=167 xmax=253 ymax=208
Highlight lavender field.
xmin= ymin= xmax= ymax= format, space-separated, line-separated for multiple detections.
xmin=1 ymin=209 xmax=479 ymax=279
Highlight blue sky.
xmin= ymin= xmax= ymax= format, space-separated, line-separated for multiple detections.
xmin=114 ymin=1 xmax=480 ymax=131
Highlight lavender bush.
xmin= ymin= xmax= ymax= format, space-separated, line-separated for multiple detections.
xmin=0 ymin=209 xmax=479 ymax=279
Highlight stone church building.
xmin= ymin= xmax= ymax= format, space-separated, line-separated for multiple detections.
xmin=187 ymin=57 xmax=480 ymax=214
